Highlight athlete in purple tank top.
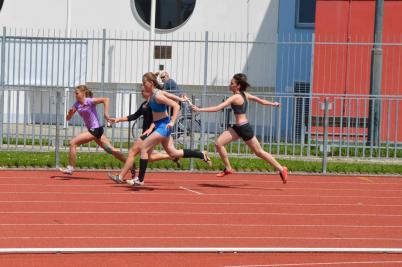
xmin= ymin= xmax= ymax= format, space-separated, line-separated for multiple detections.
xmin=73 ymin=98 xmax=101 ymax=130
xmin=59 ymin=85 xmax=127 ymax=175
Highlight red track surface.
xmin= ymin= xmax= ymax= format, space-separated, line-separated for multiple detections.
xmin=0 ymin=170 xmax=402 ymax=266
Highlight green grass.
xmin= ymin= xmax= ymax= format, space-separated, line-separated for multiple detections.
xmin=4 ymin=136 xmax=402 ymax=158
xmin=2 ymin=137 xmax=133 ymax=149
xmin=0 ymin=151 xmax=401 ymax=175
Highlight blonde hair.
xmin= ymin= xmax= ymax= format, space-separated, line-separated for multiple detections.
xmin=142 ymin=72 xmax=160 ymax=88
xmin=160 ymin=71 xmax=169 ymax=78
xmin=75 ymin=85 xmax=93 ymax=98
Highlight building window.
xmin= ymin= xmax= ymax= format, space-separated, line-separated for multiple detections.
xmin=0 ymin=0 xmax=4 ymax=12
xmin=131 ymin=0 xmax=196 ymax=31
xmin=296 ymin=0 xmax=316 ymax=28
xmin=154 ymin=45 xmax=172 ymax=59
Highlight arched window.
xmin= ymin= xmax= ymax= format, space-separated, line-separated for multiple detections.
xmin=131 ymin=0 xmax=196 ymax=31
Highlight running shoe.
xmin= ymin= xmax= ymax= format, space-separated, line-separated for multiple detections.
xmin=107 ymin=172 xmax=124 ymax=184
xmin=126 ymin=177 xmax=144 ymax=186
xmin=173 ymin=158 xmax=182 ymax=168
xmin=216 ymin=168 xmax=234 ymax=177
xmin=59 ymin=165 xmax=74 ymax=175
xmin=202 ymin=151 xmax=212 ymax=167
xmin=279 ymin=166 xmax=288 ymax=184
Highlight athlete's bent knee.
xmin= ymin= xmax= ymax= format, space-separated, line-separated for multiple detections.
xmin=167 ymin=150 xmax=180 ymax=158
xmin=214 ymin=141 xmax=222 ymax=149
xmin=69 ymin=140 xmax=77 ymax=148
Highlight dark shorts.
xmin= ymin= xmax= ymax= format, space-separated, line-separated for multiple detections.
xmin=140 ymin=134 xmax=148 ymax=141
xmin=88 ymin=127 xmax=104 ymax=139
xmin=231 ymin=122 xmax=254 ymax=141
xmin=139 ymin=128 xmax=156 ymax=141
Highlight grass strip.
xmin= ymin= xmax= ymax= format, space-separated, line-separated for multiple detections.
xmin=0 ymin=151 xmax=401 ymax=175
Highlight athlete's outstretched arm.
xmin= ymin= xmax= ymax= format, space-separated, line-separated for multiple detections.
xmin=112 ymin=104 xmax=143 ymax=124
xmin=161 ymin=90 xmax=187 ymax=103
xmin=192 ymin=95 xmax=235 ymax=112
xmin=246 ymin=93 xmax=280 ymax=107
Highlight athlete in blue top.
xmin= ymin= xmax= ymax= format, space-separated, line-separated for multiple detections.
xmin=107 ymin=86 xmax=180 ymax=183
xmin=127 ymin=72 xmax=212 ymax=186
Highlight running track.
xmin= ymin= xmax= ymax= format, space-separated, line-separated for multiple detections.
xmin=0 ymin=170 xmax=402 ymax=266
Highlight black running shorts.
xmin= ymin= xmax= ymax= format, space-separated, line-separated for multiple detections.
xmin=231 ymin=123 xmax=254 ymax=141
xmin=88 ymin=127 xmax=104 ymax=139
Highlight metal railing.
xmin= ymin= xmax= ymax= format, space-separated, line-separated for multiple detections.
xmin=1 ymin=28 xmax=402 ymax=172
xmin=1 ymin=87 xmax=401 ymax=172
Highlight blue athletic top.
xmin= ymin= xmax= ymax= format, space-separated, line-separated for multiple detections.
xmin=149 ymin=89 xmax=168 ymax=112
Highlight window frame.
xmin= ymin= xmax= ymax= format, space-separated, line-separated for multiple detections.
xmin=130 ymin=0 xmax=197 ymax=32
xmin=295 ymin=0 xmax=316 ymax=29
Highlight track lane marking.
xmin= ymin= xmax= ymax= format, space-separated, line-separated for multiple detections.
xmin=226 ymin=260 xmax=402 ymax=267
xmin=0 ymin=211 xmax=402 ymax=216
xmin=1 ymin=236 xmax=402 ymax=241
xmin=0 ymin=191 xmax=401 ymax=199
xmin=0 ymin=223 xmax=401 ymax=228
xmin=179 ymin=186 xmax=204 ymax=195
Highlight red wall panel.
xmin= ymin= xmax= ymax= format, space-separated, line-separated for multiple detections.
xmin=314 ymin=0 xmax=402 ymax=142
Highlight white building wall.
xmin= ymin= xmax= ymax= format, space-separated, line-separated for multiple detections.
xmin=0 ymin=0 xmax=277 ymax=34
xmin=0 ymin=0 xmax=278 ymax=87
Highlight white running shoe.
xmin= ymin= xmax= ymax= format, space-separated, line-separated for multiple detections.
xmin=126 ymin=177 xmax=144 ymax=186
xmin=59 ymin=165 xmax=74 ymax=175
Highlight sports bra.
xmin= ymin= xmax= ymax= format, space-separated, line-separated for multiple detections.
xmin=231 ymin=92 xmax=248 ymax=115
xmin=149 ymin=89 xmax=168 ymax=112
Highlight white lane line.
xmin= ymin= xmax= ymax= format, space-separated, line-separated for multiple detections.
xmin=0 ymin=191 xmax=401 ymax=199
xmin=2 ymin=183 xmax=402 ymax=193
xmin=1 ymin=236 xmax=402 ymax=241
xmin=0 ymin=223 xmax=401 ymax=228
xmin=226 ymin=260 xmax=402 ymax=267
xmin=0 ymin=184 xmax=127 ymax=187
xmin=0 ymin=177 xmax=402 ymax=186
xmin=0 ymin=211 xmax=401 ymax=217
xmin=0 ymin=200 xmax=402 ymax=207
xmin=0 ymin=247 xmax=401 ymax=254
xmin=179 ymin=186 xmax=204 ymax=195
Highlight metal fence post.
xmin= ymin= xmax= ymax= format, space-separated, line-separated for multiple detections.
xmin=307 ymin=33 xmax=315 ymax=157
xmin=200 ymin=31 xmax=209 ymax=151
xmin=0 ymin=27 xmax=6 ymax=147
xmin=1 ymin=27 xmax=5 ymax=86
xmin=322 ymin=97 xmax=329 ymax=174
xmin=127 ymin=93 xmax=132 ymax=149
xmin=189 ymin=94 xmax=196 ymax=171
xmin=100 ymin=29 xmax=106 ymax=93
xmin=55 ymin=90 xmax=62 ymax=168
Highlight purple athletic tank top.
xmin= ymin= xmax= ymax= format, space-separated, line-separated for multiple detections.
xmin=73 ymin=98 xmax=101 ymax=129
